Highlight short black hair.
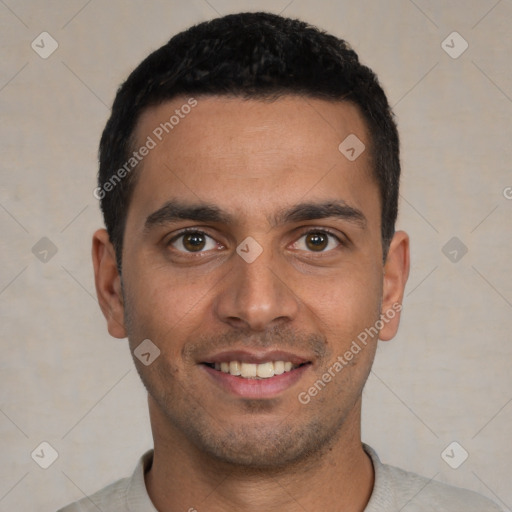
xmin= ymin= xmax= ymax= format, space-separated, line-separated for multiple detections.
xmin=97 ymin=11 xmax=400 ymax=269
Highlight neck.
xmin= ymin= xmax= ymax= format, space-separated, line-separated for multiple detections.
xmin=145 ymin=397 xmax=374 ymax=512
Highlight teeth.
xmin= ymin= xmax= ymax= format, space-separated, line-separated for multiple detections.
xmin=273 ymin=361 xmax=284 ymax=375
xmin=211 ymin=360 xmax=298 ymax=379
xmin=229 ymin=361 xmax=241 ymax=376
xmin=257 ymin=362 xmax=274 ymax=378
xmin=240 ymin=362 xmax=257 ymax=378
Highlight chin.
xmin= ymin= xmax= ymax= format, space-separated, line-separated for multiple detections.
xmin=184 ymin=413 xmax=344 ymax=472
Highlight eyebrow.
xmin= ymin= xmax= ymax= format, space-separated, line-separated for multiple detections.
xmin=144 ymin=201 xmax=230 ymax=231
xmin=143 ymin=199 xmax=367 ymax=231
xmin=273 ymin=201 xmax=366 ymax=228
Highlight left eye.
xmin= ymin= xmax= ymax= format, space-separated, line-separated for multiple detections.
xmin=292 ymin=231 xmax=341 ymax=252
xmin=170 ymin=231 xmax=219 ymax=253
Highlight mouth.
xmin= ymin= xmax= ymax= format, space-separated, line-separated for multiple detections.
xmin=203 ymin=360 xmax=305 ymax=379
xmin=200 ymin=351 xmax=312 ymax=399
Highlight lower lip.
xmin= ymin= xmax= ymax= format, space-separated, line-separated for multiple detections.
xmin=201 ymin=364 xmax=311 ymax=399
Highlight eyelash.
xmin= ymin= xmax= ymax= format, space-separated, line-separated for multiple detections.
xmin=292 ymin=228 xmax=343 ymax=252
xmin=166 ymin=227 xmax=344 ymax=253
xmin=166 ymin=227 xmax=222 ymax=252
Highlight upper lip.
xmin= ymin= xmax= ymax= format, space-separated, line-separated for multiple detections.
xmin=201 ymin=349 xmax=311 ymax=365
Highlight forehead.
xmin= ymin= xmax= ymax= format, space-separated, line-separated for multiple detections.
xmin=128 ymin=95 xmax=378 ymax=229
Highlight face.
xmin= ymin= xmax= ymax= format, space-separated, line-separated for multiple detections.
xmin=93 ymin=95 xmax=409 ymax=469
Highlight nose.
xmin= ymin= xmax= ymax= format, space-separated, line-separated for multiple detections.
xmin=213 ymin=245 xmax=300 ymax=331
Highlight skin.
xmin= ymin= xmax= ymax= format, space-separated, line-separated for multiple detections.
xmin=92 ymin=95 xmax=409 ymax=512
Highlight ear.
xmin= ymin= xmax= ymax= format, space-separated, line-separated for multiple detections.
xmin=379 ymin=230 xmax=410 ymax=341
xmin=92 ymin=229 xmax=127 ymax=339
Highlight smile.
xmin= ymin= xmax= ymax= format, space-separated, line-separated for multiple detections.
xmin=205 ymin=360 xmax=300 ymax=379
xmin=200 ymin=350 xmax=312 ymax=398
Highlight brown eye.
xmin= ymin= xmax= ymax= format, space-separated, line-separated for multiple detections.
xmin=291 ymin=230 xmax=341 ymax=253
xmin=305 ymin=232 xmax=328 ymax=251
xmin=183 ymin=232 xmax=206 ymax=251
xmin=170 ymin=231 xmax=218 ymax=253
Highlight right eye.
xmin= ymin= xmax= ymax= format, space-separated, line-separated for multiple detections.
xmin=168 ymin=231 xmax=220 ymax=253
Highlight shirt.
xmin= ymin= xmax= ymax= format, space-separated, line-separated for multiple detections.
xmin=57 ymin=444 xmax=502 ymax=511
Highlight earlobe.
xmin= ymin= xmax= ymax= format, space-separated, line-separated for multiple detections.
xmin=379 ymin=231 xmax=410 ymax=341
xmin=92 ymin=229 xmax=127 ymax=339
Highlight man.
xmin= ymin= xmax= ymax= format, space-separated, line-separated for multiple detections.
xmin=60 ymin=12 xmax=502 ymax=512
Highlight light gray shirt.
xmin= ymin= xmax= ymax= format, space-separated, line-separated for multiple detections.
xmin=58 ymin=444 xmax=502 ymax=511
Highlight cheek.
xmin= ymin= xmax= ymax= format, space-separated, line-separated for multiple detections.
xmin=299 ymin=264 xmax=382 ymax=340
xmin=122 ymin=254 xmax=227 ymax=358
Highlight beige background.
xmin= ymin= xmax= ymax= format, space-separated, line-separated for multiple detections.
xmin=0 ymin=0 xmax=511 ymax=510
